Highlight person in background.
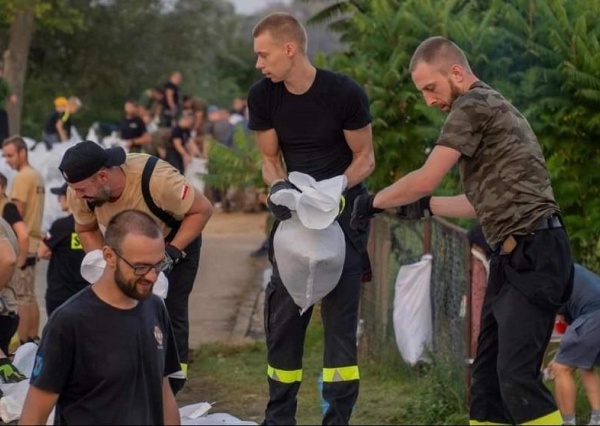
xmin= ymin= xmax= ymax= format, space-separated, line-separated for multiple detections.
xmin=19 ymin=210 xmax=180 ymax=424
xmin=165 ymin=111 xmax=195 ymax=174
xmin=2 ymin=136 xmax=45 ymax=346
xmin=37 ymin=183 xmax=88 ymax=317
xmin=549 ymin=264 xmax=600 ymax=426
xmin=139 ymin=86 xmax=164 ymax=125
xmin=56 ymin=96 xmax=82 ymax=143
xmin=118 ymin=99 xmax=151 ymax=153
xmin=160 ymin=71 xmax=182 ymax=128
xmin=0 ymin=172 xmax=29 ymax=275
xmin=38 ymin=97 xmax=68 ymax=151
xmin=0 ymin=216 xmax=27 ymax=384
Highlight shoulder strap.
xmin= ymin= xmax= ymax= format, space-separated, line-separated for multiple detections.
xmin=142 ymin=156 xmax=181 ymax=242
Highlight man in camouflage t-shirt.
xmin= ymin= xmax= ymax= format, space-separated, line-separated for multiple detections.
xmin=351 ymin=37 xmax=573 ymax=425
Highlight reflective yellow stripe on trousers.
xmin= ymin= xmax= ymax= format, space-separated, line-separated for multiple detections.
xmin=469 ymin=410 xmax=563 ymax=426
xmin=267 ymin=365 xmax=303 ymax=383
xmin=322 ymin=366 xmax=360 ymax=382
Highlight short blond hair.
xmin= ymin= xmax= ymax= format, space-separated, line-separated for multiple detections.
xmin=253 ymin=12 xmax=308 ymax=55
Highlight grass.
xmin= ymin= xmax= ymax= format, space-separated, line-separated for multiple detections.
xmin=177 ymin=309 xmax=469 ymax=425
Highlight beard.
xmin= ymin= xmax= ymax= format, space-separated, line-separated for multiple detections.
xmin=448 ymin=78 xmax=462 ymax=108
xmin=84 ymin=185 xmax=111 ymax=207
xmin=114 ymin=263 xmax=154 ymax=301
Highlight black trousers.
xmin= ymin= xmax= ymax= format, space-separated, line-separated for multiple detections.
xmin=165 ymin=236 xmax=201 ymax=394
xmin=264 ymin=192 xmax=368 ymax=425
xmin=469 ymin=227 xmax=573 ymax=424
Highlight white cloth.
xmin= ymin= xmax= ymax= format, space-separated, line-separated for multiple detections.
xmin=270 ymin=172 xmax=347 ymax=314
xmin=393 ymin=254 xmax=433 ymax=365
xmin=80 ymin=249 xmax=169 ymax=298
xmin=179 ymin=402 xmax=257 ymax=425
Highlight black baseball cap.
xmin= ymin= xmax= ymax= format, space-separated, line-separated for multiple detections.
xmin=50 ymin=182 xmax=68 ymax=196
xmin=59 ymin=141 xmax=126 ymax=183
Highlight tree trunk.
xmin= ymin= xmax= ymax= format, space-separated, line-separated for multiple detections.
xmin=3 ymin=7 xmax=35 ymax=137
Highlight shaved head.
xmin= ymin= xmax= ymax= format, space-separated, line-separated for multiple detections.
xmin=409 ymin=36 xmax=472 ymax=74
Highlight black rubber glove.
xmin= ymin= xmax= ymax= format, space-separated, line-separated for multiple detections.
xmin=395 ymin=196 xmax=433 ymax=220
xmin=267 ymin=180 xmax=299 ymax=221
xmin=163 ymin=244 xmax=186 ymax=275
xmin=350 ymin=194 xmax=384 ymax=230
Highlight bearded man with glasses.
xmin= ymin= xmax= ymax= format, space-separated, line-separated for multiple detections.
xmin=20 ymin=210 xmax=181 ymax=425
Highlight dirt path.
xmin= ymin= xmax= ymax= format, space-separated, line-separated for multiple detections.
xmin=188 ymin=210 xmax=268 ymax=347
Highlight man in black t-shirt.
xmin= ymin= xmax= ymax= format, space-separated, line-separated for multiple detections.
xmin=160 ymin=71 xmax=182 ymax=128
xmin=165 ymin=111 xmax=194 ymax=173
xmin=118 ymin=99 xmax=151 ymax=153
xmin=37 ymin=183 xmax=88 ymax=316
xmin=20 ymin=210 xmax=180 ymax=424
xmin=248 ymin=12 xmax=375 ymax=425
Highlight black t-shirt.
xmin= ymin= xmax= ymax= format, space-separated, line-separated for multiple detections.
xmin=43 ymin=215 xmax=88 ymax=303
xmin=162 ymin=81 xmax=180 ymax=111
xmin=248 ymin=68 xmax=372 ymax=180
xmin=119 ymin=116 xmax=146 ymax=140
xmin=30 ymin=288 xmax=180 ymax=425
xmin=119 ymin=116 xmax=147 ymax=153
xmin=1 ymin=202 xmax=22 ymax=226
xmin=44 ymin=111 xmax=72 ymax=137
xmin=168 ymin=125 xmax=191 ymax=151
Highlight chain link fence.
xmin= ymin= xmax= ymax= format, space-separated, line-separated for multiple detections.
xmin=359 ymin=214 xmax=472 ymax=370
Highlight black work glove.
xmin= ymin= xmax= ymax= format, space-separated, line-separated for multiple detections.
xmin=350 ymin=194 xmax=384 ymax=230
xmin=163 ymin=244 xmax=186 ymax=275
xmin=267 ymin=179 xmax=299 ymax=221
xmin=395 ymin=196 xmax=433 ymax=220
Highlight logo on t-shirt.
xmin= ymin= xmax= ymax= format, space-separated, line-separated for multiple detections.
xmin=154 ymin=325 xmax=164 ymax=350
xmin=32 ymin=355 xmax=43 ymax=378
xmin=70 ymin=232 xmax=82 ymax=250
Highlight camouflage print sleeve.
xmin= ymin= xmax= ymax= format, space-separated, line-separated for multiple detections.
xmin=436 ymin=93 xmax=491 ymax=158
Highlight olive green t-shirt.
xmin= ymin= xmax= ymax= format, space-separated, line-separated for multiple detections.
xmin=436 ymin=81 xmax=558 ymax=246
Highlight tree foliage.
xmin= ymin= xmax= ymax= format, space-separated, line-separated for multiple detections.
xmin=308 ymin=0 xmax=600 ymax=269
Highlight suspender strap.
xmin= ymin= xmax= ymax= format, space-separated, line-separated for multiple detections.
xmin=142 ymin=156 xmax=181 ymax=242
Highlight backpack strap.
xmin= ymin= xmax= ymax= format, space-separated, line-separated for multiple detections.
xmin=142 ymin=156 xmax=181 ymax=242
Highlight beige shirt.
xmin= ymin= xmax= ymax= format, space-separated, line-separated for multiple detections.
xmin=0 ymin=217 xmax=18 ymax=314
xmin=10 ymin=165 xmax=45 ymax=253
xmin=68 ymin=154 xmax=195 ymax=238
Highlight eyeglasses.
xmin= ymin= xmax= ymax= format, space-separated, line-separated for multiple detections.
xmin=113 ymin=251 xmax=166 ymax=276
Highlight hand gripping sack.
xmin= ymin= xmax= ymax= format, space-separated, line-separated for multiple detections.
xmin=270 ymin=172 xmax=347 ymax=314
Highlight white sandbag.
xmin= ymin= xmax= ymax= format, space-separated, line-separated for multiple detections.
xmin=12 ymin=342 xmax=38 ymax=378
xmin=273 ymin=216 xmax=345 ymax=314
xmin=269 ymin=172 xmax=347 ymax=315
xmin=179 ymin=403 xmax=257 ymax=425
xmin=393 ymin=254 xmax=433 ymax=365
xmin=0 ymin=380 xmax=30 ymax=423
xmin=184 ymin=157 xmax=208 ymax=194
xmin=80 ymin=249 xmax=169 ymax=298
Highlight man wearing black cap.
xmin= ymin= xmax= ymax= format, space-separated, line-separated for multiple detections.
xmin=58 ymin=140 xmax=213 ymax=393
xmin=37 ymin=183 xmax=88 ymax=317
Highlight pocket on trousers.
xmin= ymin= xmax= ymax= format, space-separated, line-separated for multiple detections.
xmin=503 ymin=230 xmax=572 ymax=313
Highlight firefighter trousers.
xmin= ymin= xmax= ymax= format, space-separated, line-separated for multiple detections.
xmin=469 ymin=227 xmax=573 ymax=425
